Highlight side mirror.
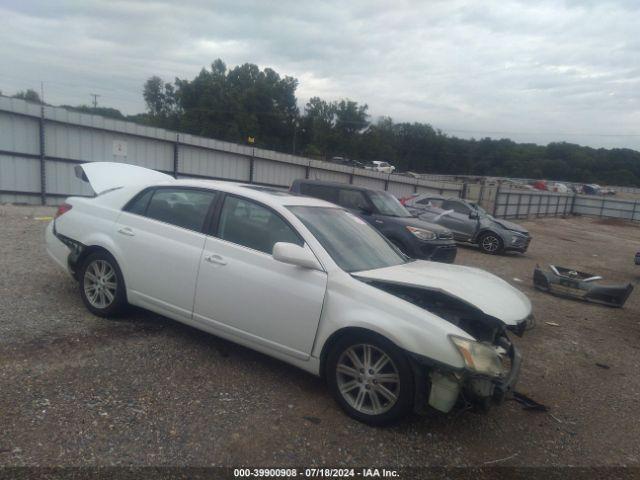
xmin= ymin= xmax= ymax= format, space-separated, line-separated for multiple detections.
xmin=273 ymin=242 xmax=322 ymax=271
xmin=469 ymin=211 xmax=479 ymax=220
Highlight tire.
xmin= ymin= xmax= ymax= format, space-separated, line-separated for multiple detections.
xmin=478 ymin=232 xmax=503 ymax=254
xmin=79 ymin=251 xmax=127 ymax=317
xmin=326 ymin=332 xmax=414 ymax=426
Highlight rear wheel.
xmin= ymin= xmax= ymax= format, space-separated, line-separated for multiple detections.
xmin=79 ymin=252 xmax=127 ymax=317
xmin=326 ymin=332 xmax=414 ymax=425
xmin=478 ymin=232 xmax=503 ymax=254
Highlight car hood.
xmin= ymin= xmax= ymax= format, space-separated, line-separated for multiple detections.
xmin=489 ymin=217 xmax=528 ymax=234
xmin=353 ymin=260 xmax=531 ymax=325
xmin=75 ymin=162 xmax=174 ymax=194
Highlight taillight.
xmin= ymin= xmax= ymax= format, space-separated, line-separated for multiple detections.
xmin=55 ymin=203 xmax=73 ymax=218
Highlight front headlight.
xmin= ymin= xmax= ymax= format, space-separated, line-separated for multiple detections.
xmin=450 ymin=336 xmax=504 ymax=377
xmin=406 ymin=226 xmax=437 ymax=241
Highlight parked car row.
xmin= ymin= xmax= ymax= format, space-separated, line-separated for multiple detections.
xmin=290 ymin=180 xmax=458 ymax=263
xmin=329 ymin=157 xmax=396 ymax=173
xmin=46 ymin=162 xmax=533 ymax=426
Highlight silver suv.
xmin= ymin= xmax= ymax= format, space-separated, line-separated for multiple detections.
xmin=403 ymin=194 xmax=531 ymax=254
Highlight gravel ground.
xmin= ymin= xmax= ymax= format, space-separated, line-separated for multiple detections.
xmin=1 ymin=204 xmax=639 ymax=467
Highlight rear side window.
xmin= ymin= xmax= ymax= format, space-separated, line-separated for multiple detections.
xmin=217 ymin=196 xmax=303 ymax=254
xmin=126 ymin=189 xmax=154 ymax=215
xmin=419 ymin=197 xmax=442 ymax=207
xmin=337 ymin=189 xmax=369 ymax=211
xmin=300 ymin=183 xmax=338 ymax=203
xmin=144 ymin=188 xmax=217 ymax=231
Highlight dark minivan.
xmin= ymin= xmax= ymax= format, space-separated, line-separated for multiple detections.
xmin=290 ymin=179 xmax=457 ymax=263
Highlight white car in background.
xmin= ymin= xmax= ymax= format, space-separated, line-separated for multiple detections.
xmin=46 ymin=162 xmax=532 ymax=425
xmin=365 ymin=161 xmax=396 ymax=173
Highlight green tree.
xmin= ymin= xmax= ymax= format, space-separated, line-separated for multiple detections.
xmin=12 ymin=89 xmax=42 ymax=104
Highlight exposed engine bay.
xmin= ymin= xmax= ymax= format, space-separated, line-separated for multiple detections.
xmin=362 ymin=279 xmax=527 ymax=343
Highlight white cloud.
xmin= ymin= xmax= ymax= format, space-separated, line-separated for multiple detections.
xmin=0 ymin=0 xmax=639 ymax=148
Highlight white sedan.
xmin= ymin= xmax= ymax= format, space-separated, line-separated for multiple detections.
xmin=46 ymin=162 xmax=532 ymax=425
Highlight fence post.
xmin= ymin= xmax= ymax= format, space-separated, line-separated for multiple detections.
xmin=173 ymin=134 xmax=179 ymax=179
xmin=600 ymin=197 xmax=605 ymax=218
xmin=384 ymin=174 xmax=390 ymax=191
xmin=349 ymin=168 xmax=354 ymax=184
xmin=515 ymin=192 xmax=522 ymax=219
xmin=554 ymin=195 xmax=560 ymax=216
xmin=632 ymin=200 xmax=638 ymax=222
xmin=461 ymin=182 xmax=468 ymax=199
xmin=526 ymin=193 xmax=532 ymax=218
xmin=413 ymin=180 xmax=418 ymax=194
xmin=305 ymin=160 xmax=310 ymax=179
xmin=493 ymin=183 xmax=501 ymax=216
xmin=39 ymin=105 xmax=46 ymax=205
xmin=249 ymin=147 xmax=255 ymax=183
xmin=569 ymin=193 xmax=576 ymax=216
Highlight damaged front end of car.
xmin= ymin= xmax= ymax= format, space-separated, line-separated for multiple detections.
xmin=362 ymin=280 xmax=529 ymax=414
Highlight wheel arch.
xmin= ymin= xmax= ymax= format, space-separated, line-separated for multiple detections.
xmin=473 ymin=227 xmax=501 ymax=243
xmin=318 ymin=326 xmax=402 ymax=379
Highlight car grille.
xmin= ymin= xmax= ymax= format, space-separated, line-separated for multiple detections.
xmin=438 ymin=231 xmax=454 ymax=240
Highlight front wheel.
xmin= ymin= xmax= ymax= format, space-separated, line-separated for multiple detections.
xmin=326 ymin=333 xmax=414 ymax=426
xmin=79 ymin=252 xmax=127 ymax=317
xmin=478 ymin=232 xmax=503 ymax=254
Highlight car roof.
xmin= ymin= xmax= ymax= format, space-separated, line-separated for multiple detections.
xmin=293 ymin=179 xmax=385 ymax=194
xmin=166 ymin=179 xmax=337 ymax=208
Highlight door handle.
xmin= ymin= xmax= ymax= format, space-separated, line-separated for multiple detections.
xmin=117 ymin=227 xmax=135 ymax=237
xmin=205 ymin=254 xmax=227 ymax=266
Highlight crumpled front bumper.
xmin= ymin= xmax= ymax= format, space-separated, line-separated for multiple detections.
xmin=409 ymin=339 xmax=522 ymax=414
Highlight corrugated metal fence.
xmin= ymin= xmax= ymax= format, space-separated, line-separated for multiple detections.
xmin=494 ymin=187 xmax=640 ymax=222
xmin=0 ymin=96 xmax=463 ymax=206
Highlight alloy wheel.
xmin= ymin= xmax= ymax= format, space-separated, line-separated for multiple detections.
xmin=336 ymin=344 xmax=401 ymax=415
xmin=83 ymin=259 xmax=118 ymax=309
xmin=481 ymin=235 xmax=500 ymax=253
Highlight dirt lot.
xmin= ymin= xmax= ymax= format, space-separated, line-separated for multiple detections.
xmin=1 ymin=205 xmax=639 ymax=468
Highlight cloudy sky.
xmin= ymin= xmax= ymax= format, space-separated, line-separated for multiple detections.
xmin=1 ymin=0 xmax=639 ymax=149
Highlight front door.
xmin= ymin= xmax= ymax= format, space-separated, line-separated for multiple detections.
xmin=440 ymin=200 xmax=477 ymax=241
xmin=193 ymin=194 xmax=327 ymax=359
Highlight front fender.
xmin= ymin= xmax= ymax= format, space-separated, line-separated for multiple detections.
xmin=312 ymin=274 xmax=468 ymax=370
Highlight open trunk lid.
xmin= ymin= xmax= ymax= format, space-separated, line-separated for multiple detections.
xmin=75 ymin=162 xmax=174 ymax=194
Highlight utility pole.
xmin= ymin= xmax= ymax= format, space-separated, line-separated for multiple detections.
xmin=90 ymin=93 xmax=100 ymax=108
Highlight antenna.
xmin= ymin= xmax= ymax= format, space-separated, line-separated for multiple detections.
xmin=90 ymin=93 xmax=101 ymax=108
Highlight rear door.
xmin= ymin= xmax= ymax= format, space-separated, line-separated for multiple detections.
xmin=193 ymin=194 xmax=327 ymax=359
xmin=115 ymin=187 xmax=218 ymax=320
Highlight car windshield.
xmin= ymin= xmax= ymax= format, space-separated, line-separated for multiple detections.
xmin=289 ymin=206 xmax=408 ymax=273
xmin=368 ymin=191 xmax=413 ymax=217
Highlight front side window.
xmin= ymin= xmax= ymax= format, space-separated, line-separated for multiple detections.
xmin=289 ymin=206 xmax=407 ymax=272
xmin=443 ymin=200 xmax=470 ymax=215
xmin=144 ymin=188 xmax=217 ymax=231
xmin=368 ymin=191 xmax=412 ymax=217
xmin=338 ymin=189 xmax=369 ymax=211
xmin=217 ymin=196 xmax=303 ymax=254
